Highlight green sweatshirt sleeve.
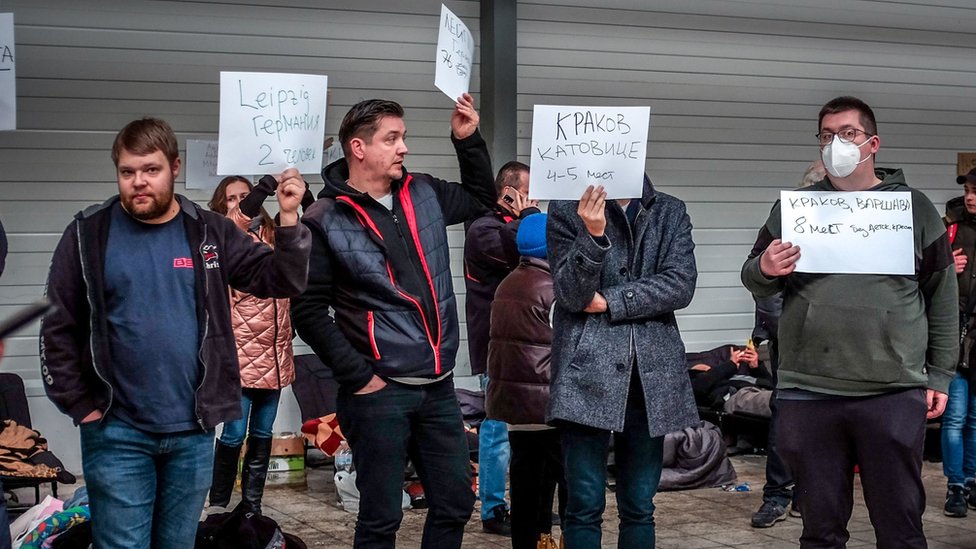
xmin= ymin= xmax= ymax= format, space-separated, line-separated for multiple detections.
xmin=741 ymin=200 xmax=786 ymax=297
xmin=914 ymin=188 xmax=960 ymax=393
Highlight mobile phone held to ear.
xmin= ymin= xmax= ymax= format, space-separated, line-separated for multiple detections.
xmin=0 ymin=298 xmax=55 ymax=340
xmin=502 ymin=186 xmax=518 ymax=205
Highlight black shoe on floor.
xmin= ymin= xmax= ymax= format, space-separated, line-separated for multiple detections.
xmin=945 ymin=485 xmax=968 ymax=517
xmin=966 ymin=479 xmax=976 ymax=510
xmin=751 ymin=501 xmax=788 ymax=528
xmin=482 ymin=505 xmax=512 ymax=536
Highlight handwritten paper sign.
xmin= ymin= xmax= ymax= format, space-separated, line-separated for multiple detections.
xmin=528 ymin=105 xmax=650 ymax=200
xmin=218 ymin=72 xmax=327 ymax=175
xmin=184 ymin=139 xmax=223 ymax=190
xmin=433 ymin=4 xmax=474 ymax=101
xmin=780 ymin=190 xmax=914 ymax=275
xmin=0 ymin=14 xmax=15 ymax=131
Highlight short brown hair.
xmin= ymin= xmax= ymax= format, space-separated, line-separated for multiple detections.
xmin=338 ymin=100 xmax=405 ymax=158
xmin=494 ymin=161 xmax=529 ymax=195
xmin=818 ymin=96 xmax=877 ymax=136
xmin=111 ymin=117 xmax=180 ymax=166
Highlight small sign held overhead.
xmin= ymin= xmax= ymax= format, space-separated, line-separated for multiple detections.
xmin=433 ymin=4 xmax=474 ymax=102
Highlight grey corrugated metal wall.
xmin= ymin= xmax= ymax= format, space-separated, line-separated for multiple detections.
xmin=519 ymin=0 xmax=976 ymax=349
xmin=1 ymin=0 xmax=975 ymax=470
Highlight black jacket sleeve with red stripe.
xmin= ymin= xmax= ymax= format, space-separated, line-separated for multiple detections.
xmin=427 ymin=129 xmax=497 ymax=226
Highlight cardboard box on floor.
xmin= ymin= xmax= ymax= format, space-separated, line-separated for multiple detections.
xmin=271 ymin=434 xmax=305 ymax=457
xmin=239 ymin=433 xmax=306 ymax=473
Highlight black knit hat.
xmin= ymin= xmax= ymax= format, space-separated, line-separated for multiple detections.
xmin=957 ymin=168 xmax=976 ymax=185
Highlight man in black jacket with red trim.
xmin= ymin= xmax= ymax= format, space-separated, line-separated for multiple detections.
xmin=292 ymin=94 xmax=496 ymax=549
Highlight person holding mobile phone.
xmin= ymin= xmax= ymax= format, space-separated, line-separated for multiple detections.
xmin=462 ymin=161 xmax=540 ymax=536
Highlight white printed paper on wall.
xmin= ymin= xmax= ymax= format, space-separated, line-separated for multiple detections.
xmin=185 ymin=140 xmax=223 ymax=190
xmin=0 ymin=14 xmax=16 ymax=131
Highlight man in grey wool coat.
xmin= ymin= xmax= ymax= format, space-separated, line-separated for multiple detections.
xmin=546 ymin=178 xmax=699 ymax=549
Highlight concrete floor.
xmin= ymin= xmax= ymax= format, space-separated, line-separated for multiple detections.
xmin=247 ymin=454 xmax=976 ymax=548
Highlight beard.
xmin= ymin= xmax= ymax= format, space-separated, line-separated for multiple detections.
xmin=122 ymin=186 xmax=175 ymax=222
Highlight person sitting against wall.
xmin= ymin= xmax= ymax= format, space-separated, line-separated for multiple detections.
xmin=688 ymin=344 xmax=774 ymax=418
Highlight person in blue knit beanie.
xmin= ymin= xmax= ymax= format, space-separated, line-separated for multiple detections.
xmin=488 ymin=212 xmax=566 ymax=549
xmin=516 ymin=212 xmax=548 ymax=259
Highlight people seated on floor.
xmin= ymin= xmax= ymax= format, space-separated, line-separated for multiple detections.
xmin=687 ymin=344 xmax=774 ymax=418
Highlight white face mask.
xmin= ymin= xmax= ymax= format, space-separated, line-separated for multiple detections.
xmin=821 ymin=135 xmax=872 ymax=178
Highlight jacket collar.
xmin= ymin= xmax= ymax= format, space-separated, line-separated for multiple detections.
xmin=77 ymin=194 xmax=199 ymax=221
xmin=638 ymin=175 xmax=657 ymax=209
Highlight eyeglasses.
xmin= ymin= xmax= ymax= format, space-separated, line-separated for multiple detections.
xmin=815 ymin=128 xmax=874 ymax=146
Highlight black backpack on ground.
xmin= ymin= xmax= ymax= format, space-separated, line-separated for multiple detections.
xmin=196 ymin=502 xmax=307 ymax=549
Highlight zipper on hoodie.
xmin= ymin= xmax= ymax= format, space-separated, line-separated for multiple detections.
xmin=390 ymin=212 xmax=429 ymax=297
xmin=77 ymin=218 xmax=114 ymax=420
xmin=391 ymin=210 xmax=441 ymax=367
xmin=194 ymin=223 xmax=210 ymax=431
xmin=336 ymin=195 xmax=442 ymax=373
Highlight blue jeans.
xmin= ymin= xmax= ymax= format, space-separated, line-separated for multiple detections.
xmin=479 ymin=374 xmax=510 ymax=519
xmin=79 ymin=417 xmax=214 ymax=549
xmin=942 ymin=372 xmax=976 ymax=485
xmin=337 ymin=378 xmax=474 ymax=549
xmin=219 ymin=388 xmax=281 ymax=446
xmin=560 ymin=377 xmax=663 ymax=549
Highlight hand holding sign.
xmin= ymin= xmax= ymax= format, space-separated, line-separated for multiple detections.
xmin=759 ymin=239 xmax=801 ymax=277
xmin=577 ymin=185 xmax=607 ymax=237
xmin=275 ymin=168 xmax=305 ymax=226
xmin=450 ymin=92 xmax=479 ymax=140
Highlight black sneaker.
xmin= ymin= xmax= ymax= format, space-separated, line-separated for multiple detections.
xmin=751 ymin=501 xmax=788 ymax=528
xmin=945 ymin=485 xmax=968 ymax=517
xmin=966 ymin=480 xmax=976 ymax=510
xmin=482 ymin=505 xmax=512 ymax=536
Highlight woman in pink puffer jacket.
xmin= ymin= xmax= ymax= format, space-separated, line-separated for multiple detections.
xmin=206 ymin=175 xmax=297 ymax=515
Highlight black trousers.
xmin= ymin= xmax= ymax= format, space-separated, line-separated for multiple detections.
xmin=778 ymin=389 xmax=928 ymax=549
xmin=764 ymin=345 xmax=795 ymax=507
xmin=508 ymin=429 xmax=566 ymax=549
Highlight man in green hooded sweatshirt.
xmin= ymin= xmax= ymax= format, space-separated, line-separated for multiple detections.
xmin=741 ymin=96 xmax=958 ymax=549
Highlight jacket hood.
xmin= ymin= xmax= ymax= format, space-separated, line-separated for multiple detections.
xmin=945 ymin=195 xmax=976 ymax=225
xmin=319 ymin=158 xmax=408 ymax=201
xmin=812 ymin=167 xmax=907 ymax=193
